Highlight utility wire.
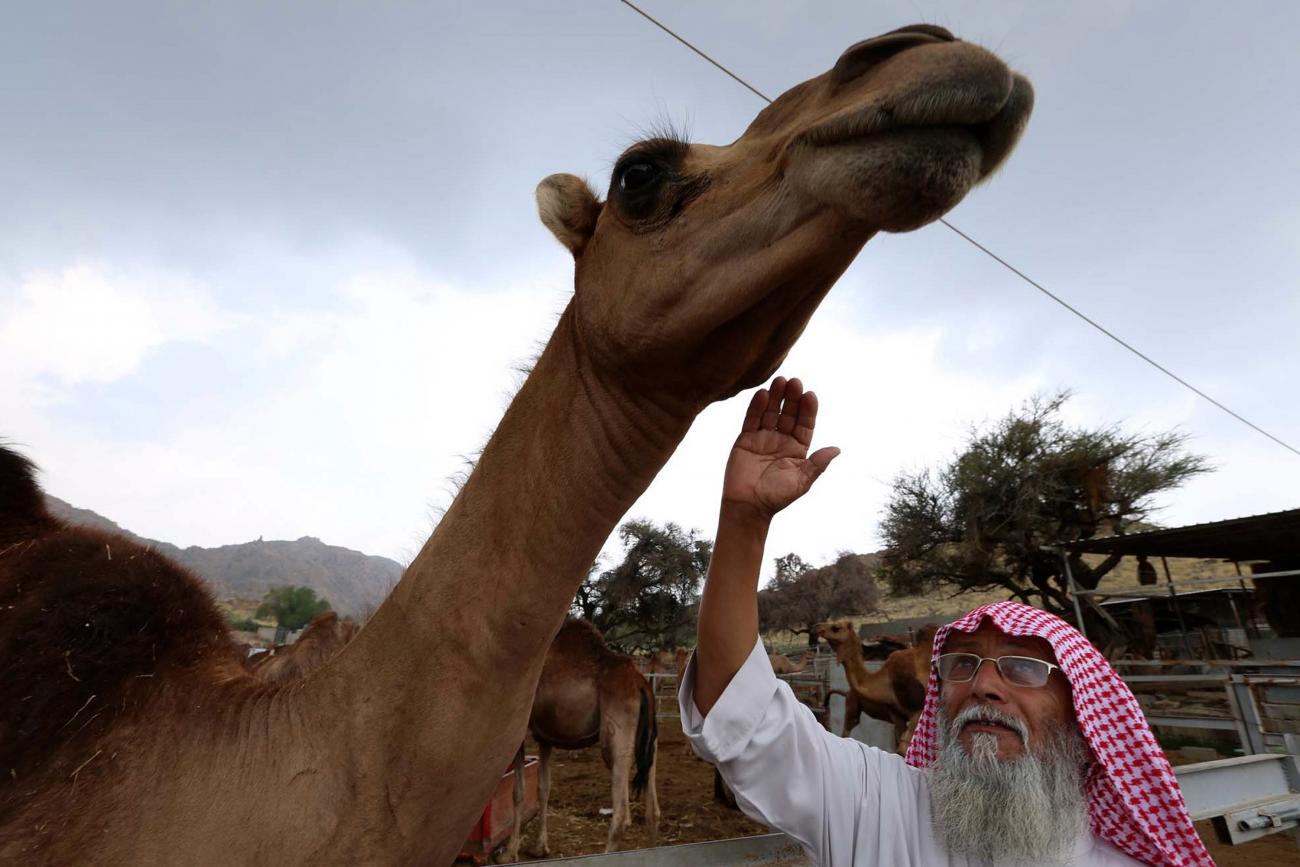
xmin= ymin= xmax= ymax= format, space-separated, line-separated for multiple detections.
xmin=619 ymin=0 xmax=1300 ymax=459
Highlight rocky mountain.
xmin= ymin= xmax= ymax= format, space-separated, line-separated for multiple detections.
xmin=44 ymin=496 xmax=401 ymax=617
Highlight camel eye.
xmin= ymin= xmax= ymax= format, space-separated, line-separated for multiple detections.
xmin=618 ymin=161 xmax=659 ymax=193
xmin=618 ymin=161 xmax=661 ymax=193
xmin=610 ymin=141 xmax=707 ymax=226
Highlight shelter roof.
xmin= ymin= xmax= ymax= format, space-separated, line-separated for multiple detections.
xmin=1062 ymin=508 xmax=1300 ymax=562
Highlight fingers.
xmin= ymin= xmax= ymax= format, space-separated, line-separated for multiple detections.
xmin=797 ymin=446 xmax=840 ymax=491
xmin=759 ymin=376 xmax=786 ymax=430
xmin=777 ymin=378 xmax=803 ymax=435
xmin=751 ymin=375 xmax=820 ymax=446
xmin=793 ymin=389 xmax=818 ymax=446
xmin=741 ymin=388 xmax=766 ymax=433
xmin=807 ymin=446 xmax=841 ymax=474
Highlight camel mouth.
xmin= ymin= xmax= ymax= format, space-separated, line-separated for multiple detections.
xmin=796 ymin=73 xmax=1034 ymax=179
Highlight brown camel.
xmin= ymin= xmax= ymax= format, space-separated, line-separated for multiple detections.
xmin=503 ymin=620 xmax=658 ymax=861
xmin=0 ymin=26 xmax=1031 ymax=865
xmin=246 ymin=612 xmax=360 ymax=684
xmin=640 ymin=649 xmax=675 ymax=674
xmin=768 ymin=649 xmax=816 ymax=675
xmin=816 ymin=620 xmax=935 ymax=752
xmin=861 ymin=635 xmax=909 ymax=660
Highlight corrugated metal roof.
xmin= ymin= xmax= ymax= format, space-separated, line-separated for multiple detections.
xmin=1061 ymin=508 xmax=1300 ymax=561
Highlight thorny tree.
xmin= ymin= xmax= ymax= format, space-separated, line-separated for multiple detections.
xmin=878 ymin=392 xmax=1210 ymax=616
xmin=572 ymin=519 xmax=711 ymax=652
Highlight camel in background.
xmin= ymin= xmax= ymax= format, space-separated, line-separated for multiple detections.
xmin=246 ymin=612 xmax=360 ymax=684
xmin=638 ymin=649 xmax=673 ymax=674
xmin=503 ymin=620 xmax=658 ymax=861
xmin=769 ymin=649 xmax=816 ymax=675
xmin=860 ymin=635 xmax=909 ymax=660
xmin=816 ymin=620 xmax=936 ymax=752
xmin=1 ymin=25 xmax=1031 ymax=864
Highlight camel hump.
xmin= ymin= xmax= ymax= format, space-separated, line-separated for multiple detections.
xmin=0 ymin=522 xmax=235 ymax=792
xmin=0 ymin=444 xmax=57 ymax=544
xmin=297 ymin=610 xmax=342 ymax=640
xmin=555 ymin=617 xmax=613 ymax=658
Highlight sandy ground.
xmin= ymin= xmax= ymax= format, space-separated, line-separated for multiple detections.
xmin=495 ymin=717 xmax=1298 ymax=865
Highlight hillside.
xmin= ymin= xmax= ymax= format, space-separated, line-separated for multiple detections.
xmin=44 ymin=496 xmax=401 ymax=617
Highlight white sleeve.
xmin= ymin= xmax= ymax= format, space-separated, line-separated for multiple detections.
xmin=678 ymin=638 xmax=874 ymax=865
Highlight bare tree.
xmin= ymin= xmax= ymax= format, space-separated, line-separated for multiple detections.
xmin=759 ymin=552 xmax=879 ymax=648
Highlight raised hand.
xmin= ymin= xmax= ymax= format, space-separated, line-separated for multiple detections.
xmin=721 ymin=376 xmax=840 ymax=521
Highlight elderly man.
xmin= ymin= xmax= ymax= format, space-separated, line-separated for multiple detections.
xmin=681 ymin=376 xmax=1212 ymax=866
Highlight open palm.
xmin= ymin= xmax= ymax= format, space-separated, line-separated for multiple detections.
xmin=722 ymin=376 xmax=840 ymax=519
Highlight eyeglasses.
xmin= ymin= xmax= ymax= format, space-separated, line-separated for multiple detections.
xmin=935 ymin=653 xmax=1061 ymax=688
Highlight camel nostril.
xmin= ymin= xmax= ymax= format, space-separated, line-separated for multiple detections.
xmin=830 ymin=27 xmax=951 ymax=86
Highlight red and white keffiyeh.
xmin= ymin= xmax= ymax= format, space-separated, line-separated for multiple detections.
xmin=904 ymin=601 xmax=1214 ymax=867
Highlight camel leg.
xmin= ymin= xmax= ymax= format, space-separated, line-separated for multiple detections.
xmin=643 ymin=752 xmax=660 ymax=847
xmin=891 ymin=712 xmax=911 ymax=754
xmin=604 ymin=727 xmax=633 ymax=852
xmin=898 ymin=713 xmax=920 ymax=755
xmin=531 ymin=743 xmax=554 ymax=858
xmin=501 ymin=744 xmax=526 ymax=863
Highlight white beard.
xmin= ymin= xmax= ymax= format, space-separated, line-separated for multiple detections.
xmin=928 ymin=707 xmax=1090 ymax=864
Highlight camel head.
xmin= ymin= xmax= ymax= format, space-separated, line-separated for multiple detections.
xmin=816 ymin=619 xmax=858 ymax=658
xmin=537 ymin=25 xmax=1033 ymax=408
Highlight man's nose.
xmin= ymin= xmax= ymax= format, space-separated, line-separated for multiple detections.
xmin=969 ymin=657 xmax=1007 ymax=702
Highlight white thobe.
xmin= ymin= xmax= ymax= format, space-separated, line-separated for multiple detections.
xmin=679 ymin=638 xmax=1145 ymax=867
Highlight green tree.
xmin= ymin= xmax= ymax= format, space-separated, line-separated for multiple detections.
xmin=759 ymin=551 xmax=879 ymax=647
xmin=878 ymin=392 xmax=1211 ymax=615
xmin=256 ymin=585 xmax=332 ymax=630
xmin=572 ymin=519 xmax=712 ymax=652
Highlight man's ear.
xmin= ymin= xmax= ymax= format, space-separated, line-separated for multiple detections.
xmin=536 ymin=173 xmax=602 ymax=257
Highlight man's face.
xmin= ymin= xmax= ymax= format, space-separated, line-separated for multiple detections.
xmin=938 ymin=621 xmax=1075 ymax=761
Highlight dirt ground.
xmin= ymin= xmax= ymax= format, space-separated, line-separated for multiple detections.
xmin=499 ymin=717 xmax=1298 ymax=865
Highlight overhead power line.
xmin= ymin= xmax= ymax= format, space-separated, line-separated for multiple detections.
xmin=617 ymin=0 xmax=1300 ymax=460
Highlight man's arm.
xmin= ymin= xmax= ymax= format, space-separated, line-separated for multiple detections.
xmin=694 ymin=375 xmax=838 ymax=713
xmin=693 ymin=504 xmax=768 ymax=713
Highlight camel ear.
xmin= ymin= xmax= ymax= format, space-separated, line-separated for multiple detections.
xmin=536 ymin=173 xmax=601 ymax=257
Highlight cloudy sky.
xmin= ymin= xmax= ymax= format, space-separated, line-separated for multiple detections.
xmin=4 ymin=1 xmax=1298 ymax=583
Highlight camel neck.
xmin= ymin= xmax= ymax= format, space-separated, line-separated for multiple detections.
xmin=837 ymin=641 xmax=869 ymax=684
xmin=346 ymin=305 xmax=690 ymax=670
xmin=291 ymin=306 xmax=692 ymax=859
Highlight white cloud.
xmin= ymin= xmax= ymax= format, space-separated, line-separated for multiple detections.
xmin=614 ymin=296 xmax=1045 ymax=582
xmin=5 ymin=1 xmax=1299 ymax=602
xmin=0 ymin=263 xmax=228 ymax=386
xmin=22 ymin=261 xmax=574 ymax=562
